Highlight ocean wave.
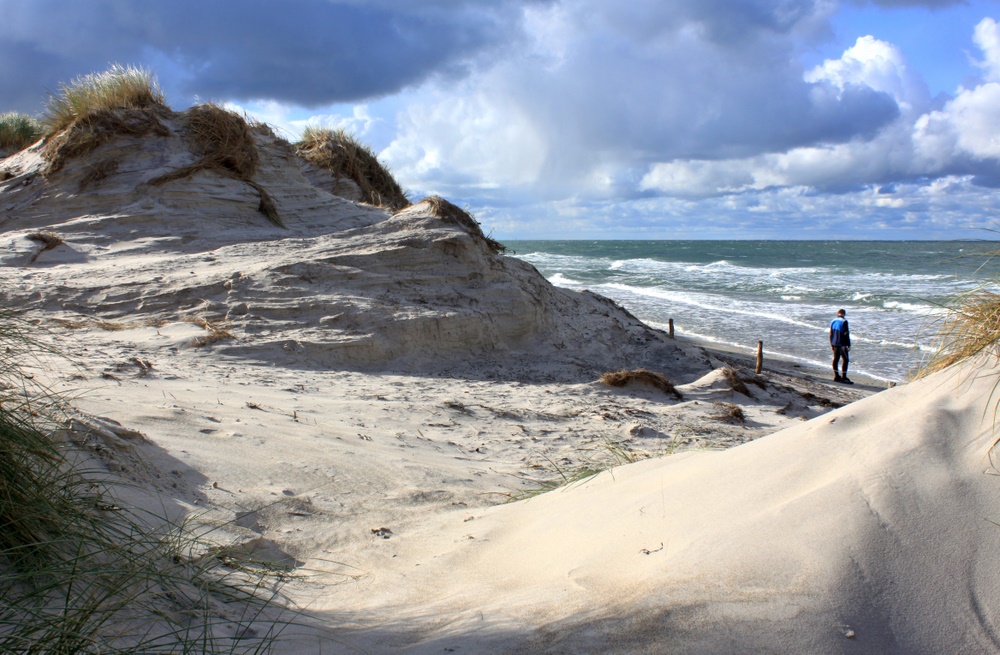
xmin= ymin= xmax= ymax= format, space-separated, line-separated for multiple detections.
xmin=549 ymin=272 xmax=582 ymax=286
xmin=882 ymin=300 xmax=947 ymax=315
xmin=599 ymin=282 xmax=827 ymax=332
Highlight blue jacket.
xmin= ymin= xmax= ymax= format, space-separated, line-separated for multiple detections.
xmin=830 ymin=317 xmax=850 ymax=347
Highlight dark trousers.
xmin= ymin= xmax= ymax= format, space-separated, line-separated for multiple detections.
xmin=832 ymin=346 xmax=849 ymax=376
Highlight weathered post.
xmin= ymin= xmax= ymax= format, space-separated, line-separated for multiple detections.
xmin=668 ymin=318 xmax=674 ymax=338
xmin=755 ymin=340 xmax=764 ymax=374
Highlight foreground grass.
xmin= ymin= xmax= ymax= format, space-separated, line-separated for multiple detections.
xmin=923 ymin=288 xmax=1000 ymax=377
xmin=0 ymin=318 xmax=287 ymax=653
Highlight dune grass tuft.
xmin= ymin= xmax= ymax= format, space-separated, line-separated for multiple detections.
xmin=188 ymin=316 xmax=235 ymax=347
xmin=600 ymin=368 xmax=683 ymax=400
xmin=40 ymin=65 xmax=170 ymax=175
xmin=42 ymin=64 xmax=167 ymax=135
xmin=0 ymin=113 xmax=43 ymax=153
xmin=296 ymin=126 xmax=409 ymax=210
xmin=713 ymin=401 xmax=746 ymax=425
xmin=922 ymin=287 xmax=1000 ymax=376
xmin=0 ymin=313 xmax=288 ymax=652
xmin=720 ymin=365 xmax=765 ymax=397
xmin=421 ymin=195 xmax=507 ymax=254
xmin=151 ymin=103 xmax=283 ymax=227
xmin=25 ymin=231 xmax=64 ymax=264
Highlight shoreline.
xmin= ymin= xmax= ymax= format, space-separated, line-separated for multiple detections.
xmin=684 ymin=332 xmax=889 ymax=392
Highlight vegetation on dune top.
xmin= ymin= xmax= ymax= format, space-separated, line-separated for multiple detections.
xmin=40 ymin=65 xmax=171 ymax=174
xmin=421 ymin=195 xmax=508 ymax=254
xmin=150 ymin=102 xmax=283 ymax=227
xmin=42 ymin=64 xmax=168 ymax=135
xmin=0 ymin=113 xmax=43 ymax=152
xmin=296 ymin=126 xmax=409 ymax=211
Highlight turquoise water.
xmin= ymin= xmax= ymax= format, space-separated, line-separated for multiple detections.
xmin=504 ymin=240 xmax=1000 ymax=382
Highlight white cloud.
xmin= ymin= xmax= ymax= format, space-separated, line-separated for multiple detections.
xmin=381 ymin=84 xmax=548 ymax=194
xmin=381 ymin=0 xmax=901 ymax=204
xmin=805 ymin=35 xmax=929 ymax=110
xmin=973 ymin=17 xmax=1000 ymax=82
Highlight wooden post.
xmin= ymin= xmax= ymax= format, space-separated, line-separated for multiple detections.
xmin=668 ymin=318 xmax=674 ymax=338
xmin=755 ymin=340 xmax=763 ymax=374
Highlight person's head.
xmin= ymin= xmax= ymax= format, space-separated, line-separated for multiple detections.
xmin=837 ymin=309 xmax=846 ymax=317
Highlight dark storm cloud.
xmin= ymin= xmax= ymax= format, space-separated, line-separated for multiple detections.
xmin=0 ymin=0 xmax=547 ymax=111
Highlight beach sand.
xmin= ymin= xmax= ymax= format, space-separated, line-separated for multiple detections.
xmin=2 ymin=116 xmax=997 ymax=653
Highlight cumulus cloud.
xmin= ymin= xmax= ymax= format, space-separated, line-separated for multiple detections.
xmin=382 ymin=0 xmax=902 ymax=203
xmin=640 ymin=22 xmax=1000 ymax=208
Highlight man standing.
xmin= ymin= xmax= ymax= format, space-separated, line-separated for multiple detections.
xmin=830 ymin=309 xmax=852 ymax=384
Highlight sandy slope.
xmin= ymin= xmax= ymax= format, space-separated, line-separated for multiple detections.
xmin=4 ymin=120 xmax=983 ymax=654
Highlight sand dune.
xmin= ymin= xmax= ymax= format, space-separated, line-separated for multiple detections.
xmin=3 ymin=112 xmax=988 ymax=654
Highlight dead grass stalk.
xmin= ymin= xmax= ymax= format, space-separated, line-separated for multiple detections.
xmin=25 ymin=231 xmax=64 ymax=264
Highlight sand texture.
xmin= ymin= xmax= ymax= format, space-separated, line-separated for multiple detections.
xmin=2 ymin=121 xmax=994 ymax=654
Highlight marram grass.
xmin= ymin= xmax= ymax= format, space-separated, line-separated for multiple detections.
xmin=0 ymin=314 xmax=289 ymax=653
xmin=42 ymin=64 xmax=166 ymax=135
xmin=40 ymin=65 xmax=170 ymax=174
xmin=922 ymin=288 xmax=1000 ymax=376
xmin=296 ymin=126 xmax=409 ymax=210
xmin=0 ymin=113 xmax=43 ymax=152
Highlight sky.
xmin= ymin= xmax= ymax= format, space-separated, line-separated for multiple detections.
xmin=3 ymin=0 xmax=1000 ymax=240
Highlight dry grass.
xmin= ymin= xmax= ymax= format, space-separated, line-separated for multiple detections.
xmin=25 ymin=231 xmax=64 ymax=264
xmin=295 ymin=126 xmax=409 ymax=210
xmin=188 ymin=317 xmax=235 ymax=347
xmin=720 ymin=366 xmax=765 ymax=397
xmin=151 ymin=103 xmax=283 ymax=227
xmin=42 ymin=65 xmax=166 ymax=134
xmin=0 ymin=113 xmax=43 ymax=152
xmin=713 ymin=401 xmax=746 ymax=425
xmin=421 ymin=195 xmax=507 ymax=254
xmin=600 ymin=368 xmax=684 ymax=400
xmin=921 ymin=288 xmax=1000 ymax=376
xmin=40 ymin=65 xmax=170 ymax=174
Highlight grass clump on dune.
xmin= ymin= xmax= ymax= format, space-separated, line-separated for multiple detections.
xmin=40 ymin=65 xmax=170 ymax=174
xmin=421 ymin=195 xmax=508 ymax=254
xmin=296 ymin=126 xmax=409 ymax=210
xmin=42 ymin=64 xmax=167 ymax=135
xmin=151 ymin=103 xmax=283 ymax=227
xmin=922 ymin=288 xmax=1000 ymax=376
xmin=600 ymin=368 xmax=683 ymax=400
xmin=0 ymin=316 xmax=287 ymax=653
xmin=0 ymin=113 xmax=43 ymax=152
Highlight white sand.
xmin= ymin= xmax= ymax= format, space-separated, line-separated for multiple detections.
xmin=3 ymin=121 xmax=993 ymax=653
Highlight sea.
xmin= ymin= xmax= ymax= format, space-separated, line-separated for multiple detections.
xmin=503 ymin=240 xmax=1000 ymax=383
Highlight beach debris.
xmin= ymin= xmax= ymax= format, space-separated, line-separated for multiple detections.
xmin=371 ymin=527 xmax=393 ymax=539
xmin=640 ymin=542 xmax=664 ymax=555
